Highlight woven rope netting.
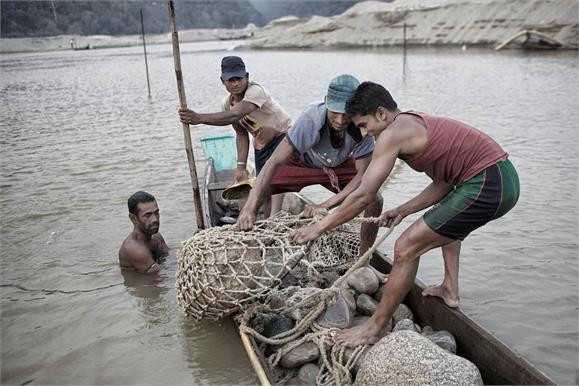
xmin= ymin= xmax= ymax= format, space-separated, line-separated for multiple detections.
xmin=176 ymin=212 xmax=361 ymax=320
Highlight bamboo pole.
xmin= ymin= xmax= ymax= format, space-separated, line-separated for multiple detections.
xmin=237 ymin=322 xmax=272 ymax=386
xmin=168 ymin=0 xmax=205 ymax=230
xmin=140 ymin=9 xmax=151 ymax=97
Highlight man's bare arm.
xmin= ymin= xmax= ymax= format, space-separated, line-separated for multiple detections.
xmin=123 ymin=241 xmax=161 ymax=274
xmin=233 ymin=122 xmax=250 ymax=181
xmin=292 ymin=131 xmax=401 ymax=243
xmin=237 ymin=138 xmax=294 ymax=230
xmin=179 ymin=101 xmax=257 ymax=126
xmin=398 ymin=180 xmax=454 ymax=217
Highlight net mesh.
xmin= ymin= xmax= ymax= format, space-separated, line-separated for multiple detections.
xmin=175 ymin=211 xmax=362 ymax=320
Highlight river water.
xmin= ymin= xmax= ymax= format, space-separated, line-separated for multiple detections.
xmin=0 ymin=40 xmax=577 ymax=385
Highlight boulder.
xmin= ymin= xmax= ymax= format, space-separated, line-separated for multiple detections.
xmin=355 ymin=331 xmax=483 ymax=385
xmin=350 ymin=315 xmax=370 ymax=328
xmin=421 ymin=325 xmax=434 ymax=336
xmin=392 ymin=303 xmax=413 ymax=324
xmin=263 ymin=314 xmax=295 ymax=338
xmin=356 ymin=294 xmax=378 ymax=316
xmin=344 ymin=347 xmax=369 ymax=376
xmin=298 ymin=363 xmax=319 ymax=385
xmin=427 ymin=330 xmax=457 ymax=354
xmin=317 ymin=296 xmax=353 ymax=329
xmin=287 ymin=287 xmax=322 ymax=321
xmin=341 ymin=289 xmax=357 ymax=313
xmin=347 ymin=267 xmax=379 ymax=295
xmin=263 ymin=314 xmax=295 ymax=356
xmin=280 ymin=342 xmax=320 ymax=369
xmin=373 ymin=284 xmax=385 ymax=301
xmin=392 ymin=318 xmax=420 ymax=333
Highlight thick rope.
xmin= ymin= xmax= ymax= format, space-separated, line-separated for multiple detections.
xmin=238 ymin=214 xmax=399 ymax=385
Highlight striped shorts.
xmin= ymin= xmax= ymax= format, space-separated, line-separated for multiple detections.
xmin=423 ymin=159 xmax=520 ymax=240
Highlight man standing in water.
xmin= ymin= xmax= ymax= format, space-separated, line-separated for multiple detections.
xmin=237 ymin=75 xmax=383 ymax=257
xmin=292 ymin=82 xmax=520 ymax=347
xmin=119 ymin=191 xmax=169 ymax=274
xmin=179 ymin=56 xmax=292 ymax=216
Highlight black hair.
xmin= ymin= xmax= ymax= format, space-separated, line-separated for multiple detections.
xmin=128 ymin=191 xmax=156 ymax=215
xmin=346 ymin=81 xmax=398 ymax=117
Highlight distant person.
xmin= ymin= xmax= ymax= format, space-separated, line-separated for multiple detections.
xmin=178 ymin=56 xmax=292 ymax=216
xmin=292 ymin=81 xmax=520 ymax=347
xmin=236 ymin=74 xmax=383 ymax=257
xmin=119 ymin=191 xmax=169 ymax=273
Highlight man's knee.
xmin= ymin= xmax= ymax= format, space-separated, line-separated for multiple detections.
xmin=393 ymin=236 xmax=417 ymax=264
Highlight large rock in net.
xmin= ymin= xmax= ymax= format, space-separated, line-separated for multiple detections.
xmin=176 ymin=212 xmax=361 ymax=320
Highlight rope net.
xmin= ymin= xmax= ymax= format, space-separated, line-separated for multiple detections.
xmin=175 ymin=212 xmax=361 ymax=320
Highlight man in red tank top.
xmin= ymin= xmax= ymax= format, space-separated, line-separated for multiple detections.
xmin=292 ymin=82 xmax=519 ymax=347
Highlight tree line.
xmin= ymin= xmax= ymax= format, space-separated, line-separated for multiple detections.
xmin=1 ymin=1 xmax=366 ymax=38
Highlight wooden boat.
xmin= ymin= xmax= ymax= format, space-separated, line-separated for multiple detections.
xmin=495 ymin=30 xmax=563 ymax=51
xmin=200 ymin=154 xmax=554 ymax=385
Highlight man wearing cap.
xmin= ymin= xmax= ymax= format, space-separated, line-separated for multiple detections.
xmin=236 ymin=74 xmax=383 ymax=256
xmin=179 ymin=56 xmax=291 ymax=216
xmin=292 ymin=81 xmax=520 ymax=347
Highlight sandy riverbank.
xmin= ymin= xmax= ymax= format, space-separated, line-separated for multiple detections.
xmin=249 ymin=0 xmax=578 ymax=49
xmin=0 ymin=26 xmax=257 ymax=54
xmin=1 ymin=0 xmax=577 ymax=54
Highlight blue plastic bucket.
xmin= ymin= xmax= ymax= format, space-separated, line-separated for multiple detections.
xmin=201 ymin=134 xmax=236 ymax=172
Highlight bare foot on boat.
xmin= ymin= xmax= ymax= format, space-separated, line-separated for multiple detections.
xmin=422 ymin=284 xmax=460 ymax=308
xmin=334 ymin=320 xmax=387 ymax=347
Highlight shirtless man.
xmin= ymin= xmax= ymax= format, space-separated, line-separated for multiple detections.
xmin=119 ymin=191 xmax=169 ymax=273
xmin=292 ymin=82 xmax=520 ymax=347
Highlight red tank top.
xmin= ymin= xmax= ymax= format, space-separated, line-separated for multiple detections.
xmin=401 ymin=112 xmax=507 ymax=186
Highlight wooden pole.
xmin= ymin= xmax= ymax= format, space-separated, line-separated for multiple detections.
xmin=402 ymin=22 xmax=407 ymax=78
xmin=140 ymin=9 xmax=151 ymax=97
xmin=168 ymin=0 xmax=205 ymax=230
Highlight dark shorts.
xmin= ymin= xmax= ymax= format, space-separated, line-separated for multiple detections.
xmin=254 ymin=133 xmax=286 ymax=175
xmin=423 ymin=159 xmax=520 ymax=240
xmin=270 ymin=155 xmax=359 ymax=194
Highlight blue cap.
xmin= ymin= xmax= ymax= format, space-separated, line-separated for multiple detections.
xmin=325 ymin=74 xmax=360 ymax=113
xmin=221 ymin=56 xmax=247 ymax=80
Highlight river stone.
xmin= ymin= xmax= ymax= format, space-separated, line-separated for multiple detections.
xmin=287 ymin=287 xmax=322 ymax=321
xmin=392 ymin=318 xmax=420 ymax=333
xmin=350 ymin=315 xmax=370 ymax=328
xmin=280 ymin=342 xmax=321 ymax=369
xmin=392 ymin=303 xmax=413 ymax=324
xmin=356 ymin=294 xmax=378 ymax=316
xmin=341 ymin=289 xmax=357 ymax=313
xmin=354 ymin=331 xmax=483 ymax=386
xmin=268 ymin=293 xmax=287 ymax=309
xmin=347 ymin=267 xmax=379 ymax=295
xmin=373 ymin=284 xmax=385 ymax=301
xmin=427 ymin=330 xmax=457 ymax=354
xmin=285 ymin=376 xmax=303 ymax=386
xmin=298 ymin=363 xmax=320 ymax=385
xmin=321 ymin=270 xmax=340 ymax=287
xmin=344 ymin=347 xmax=369 ymax=376
xmin=263 ymin=314 xmax=295 ymax=338
xmin=422 ymin=325 xmax=434 ymax=336
xmin=317 ymin=296 xmax=353 ymax=329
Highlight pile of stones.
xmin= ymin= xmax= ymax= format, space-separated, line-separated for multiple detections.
xmin=253 ymin=266 xmax=482 ymax=385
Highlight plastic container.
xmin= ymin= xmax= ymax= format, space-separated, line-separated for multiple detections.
xmin=200 ymin=134 xmax=236 ymax=172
